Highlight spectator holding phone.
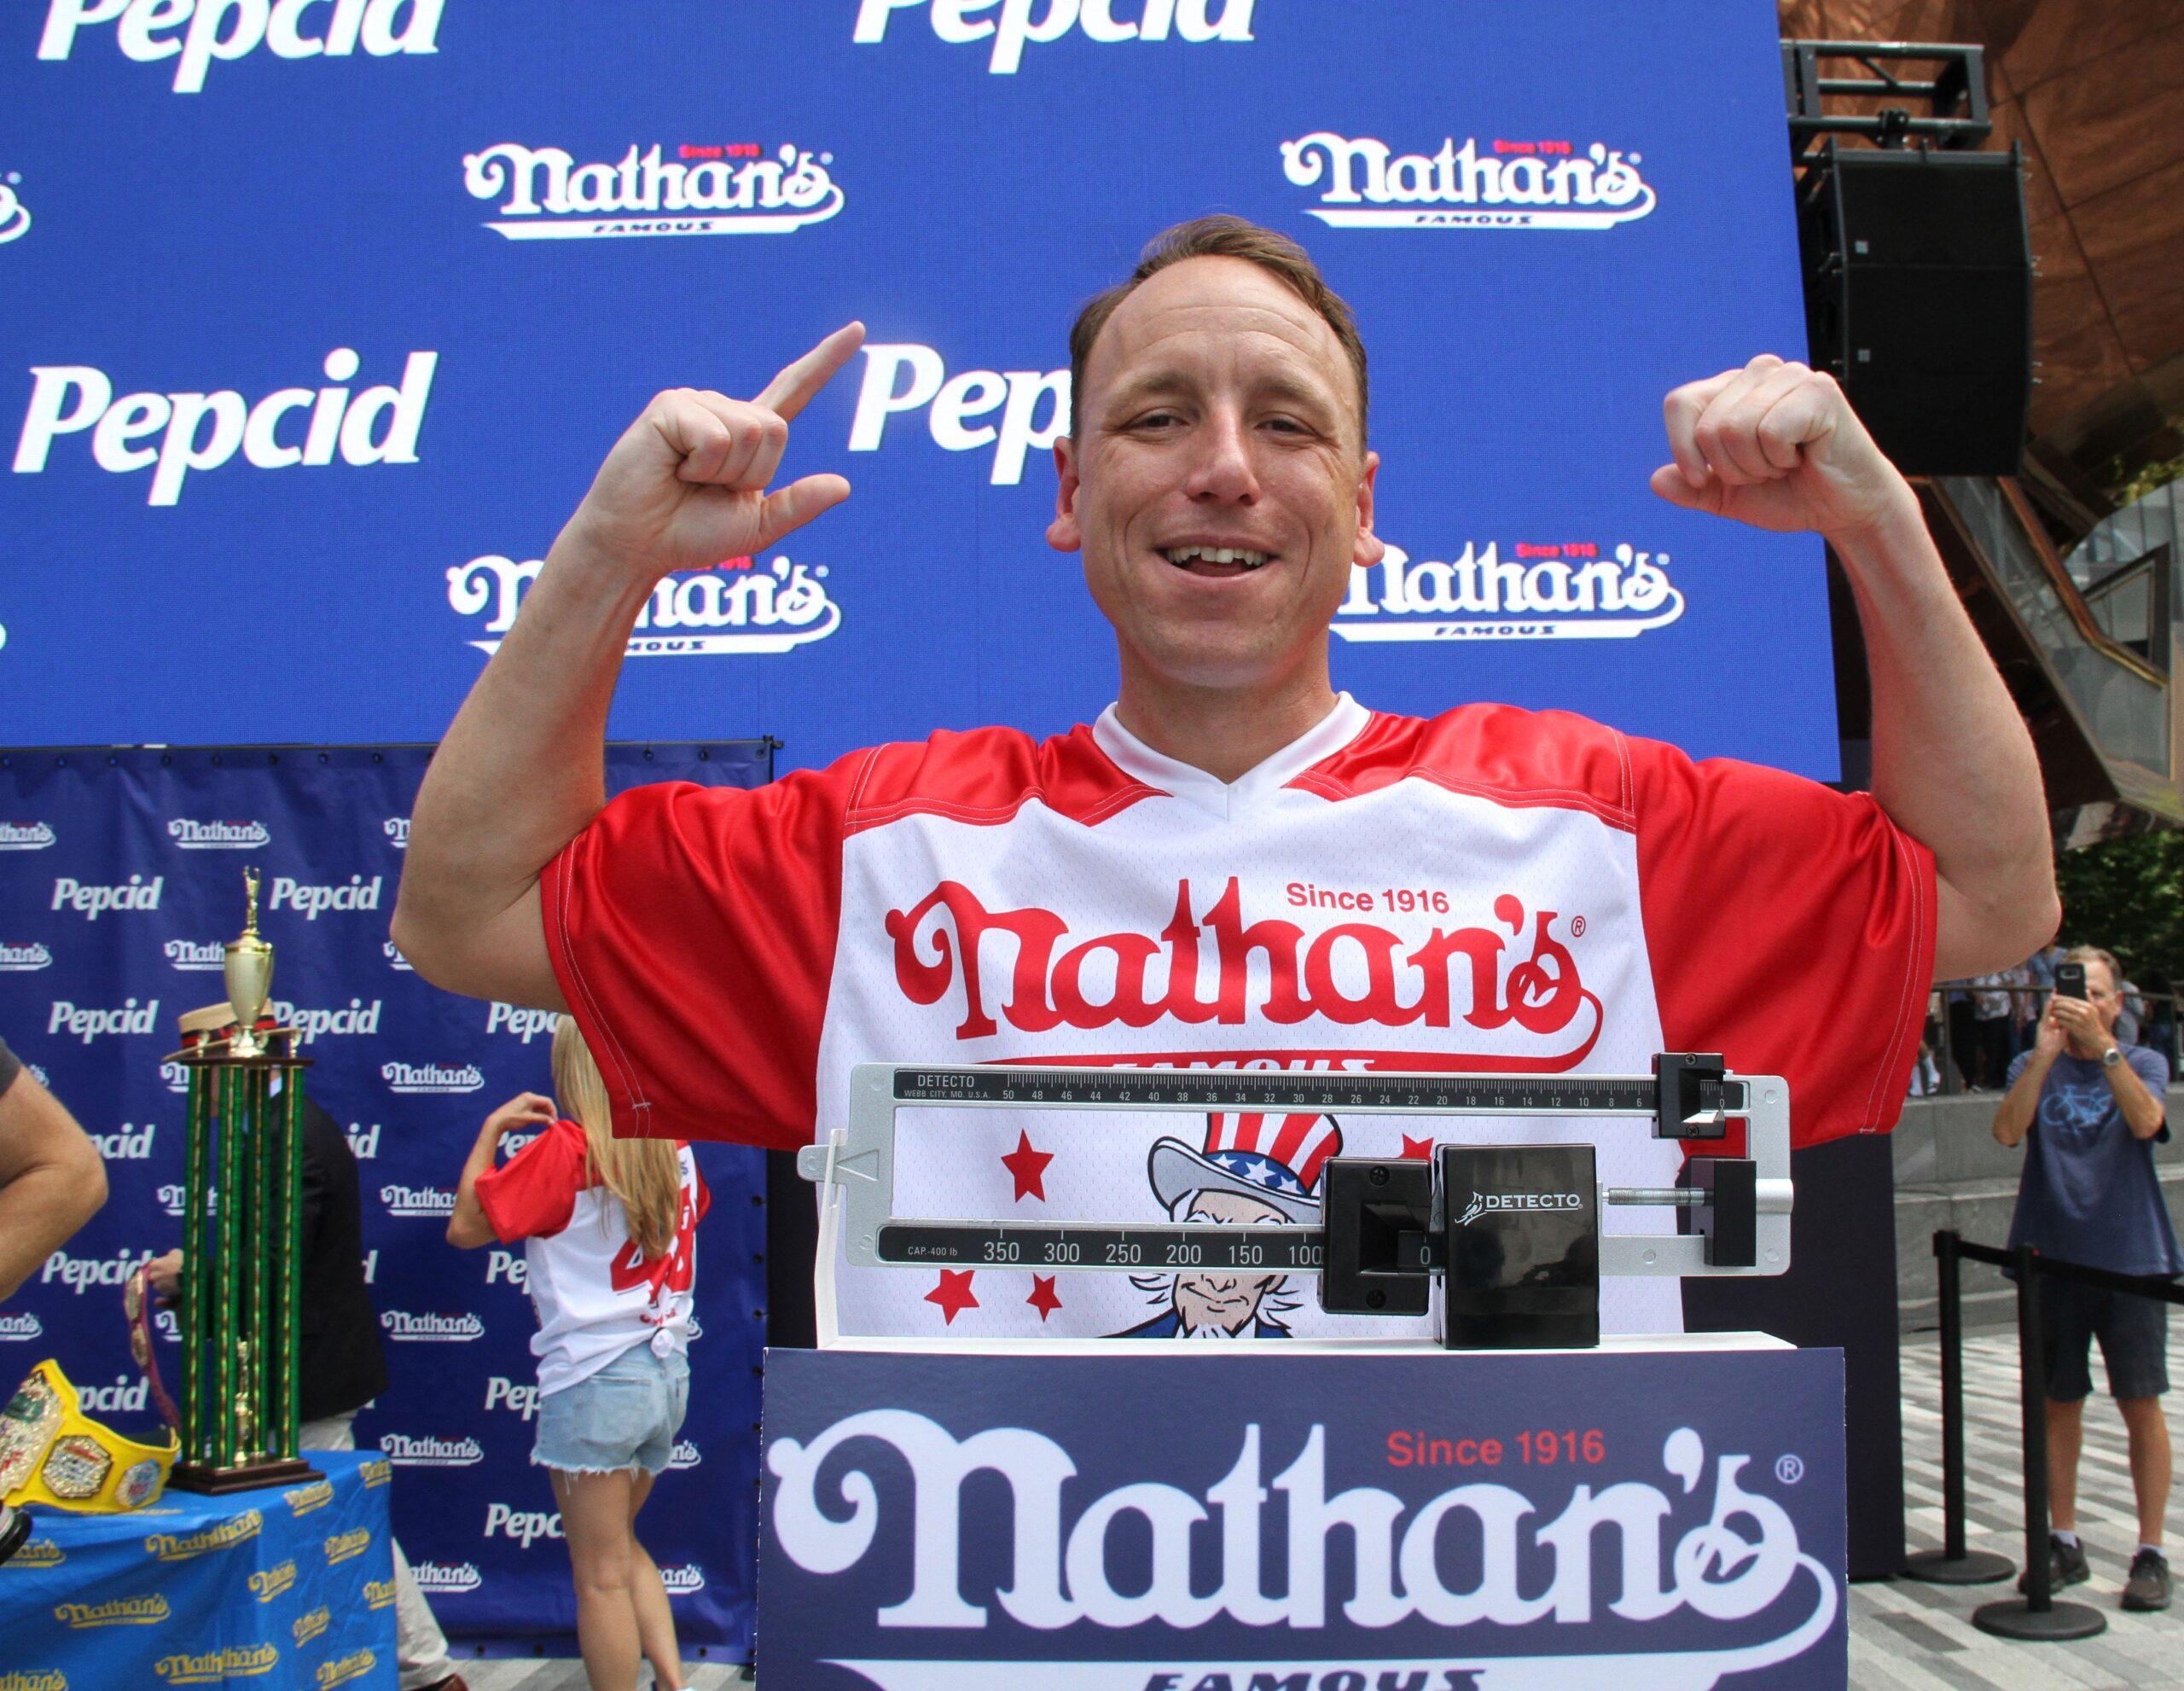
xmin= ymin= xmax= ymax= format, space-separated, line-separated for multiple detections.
xmin=445 ymin=1018 xmax=706 ymax=1691
xmin=1994 ymin=944 xmax=2179 ymax=1611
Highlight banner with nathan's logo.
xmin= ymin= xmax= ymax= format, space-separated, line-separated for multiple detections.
xmin=0 ymin=2 xmax=1833 ymax=780
xmin=0 ymin=745 xmax=770 ymax=1655
xmin=760 ymin=1346 xmax=1849 ymax=1688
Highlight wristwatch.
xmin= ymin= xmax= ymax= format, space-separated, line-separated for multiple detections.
xmin=2102 ymin=1044 xmax=2124 ymax=1068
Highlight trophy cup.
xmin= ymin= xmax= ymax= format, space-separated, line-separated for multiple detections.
xmin=165 ymin=869 xmax=320 ymax=1494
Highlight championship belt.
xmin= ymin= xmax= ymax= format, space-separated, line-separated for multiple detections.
xmin=0 ymin=1360 xmax=177 ymax=1514
xmin=125 ymin=1264 xmax=182 ymax=1432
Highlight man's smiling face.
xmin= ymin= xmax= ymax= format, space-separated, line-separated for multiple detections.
xmin=1048 ymin=255 xmax=1381 ymax=700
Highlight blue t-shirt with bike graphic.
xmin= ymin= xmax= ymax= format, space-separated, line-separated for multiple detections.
xmin=2006 ymin=1043 xmax=2181 ymax=1277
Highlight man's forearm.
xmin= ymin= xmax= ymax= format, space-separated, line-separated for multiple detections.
xmin=2106 ymin=1057 xmax=2169 ymax=1140
xmin=1836 ymin=497 xmax=2057 ymax=978
xmin=396 ymin=524 xmax=652 ymax=1002
xmin=1993 ymin=1049 xmax=2053 ymax=1147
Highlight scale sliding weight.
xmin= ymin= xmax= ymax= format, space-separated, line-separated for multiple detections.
xmin=799 ymin=1055 xmax=1792 ymax=1350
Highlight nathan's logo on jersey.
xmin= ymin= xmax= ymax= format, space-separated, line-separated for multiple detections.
xmin=51 ymin=875 xmax=160 ymax=918
xmin=36 ymin=0 xmax=445 ymax=95
xmin=380 ymin=1310 xmax=482 ymax=1342
xmin=164 ymin=938 xmax=223 ymax=972
xmin=0 ymin=1311 xmax=43 ymax=1340
xmin=166 ymin=819 xmax=269 ymax=850
xmin=450 ymin=551 xmax=841 ymax=659
xmin=380 ymin=1184 xmax=454 ymax=1217
xmin=1334 ymin=541 xmax=1685 ymax=642
xmin=0 ymin=173 xmax=29 ymax=247
xmin=659 ymin=1563 xmax=705 ymax=1594
xmin=383 ymin=816 xmax=410 ymax=849
xmin=464 ymin=142 xmax=844 ymax=241
xmin=15 ymin=353 xmax=438 ymax=507
xmin=382 ymin=1061 xmax=483 ymax=1095
xmin=1281 ymin=131 xmax=1658 ymax=230
xmin=849 ymin=344 xmax=1066 ymax=486
xmin=0 ymin=822 xmax=55 ymax=850
xmin=410 ymin=1560 xmax=482 ymax=1594
xmin=49 ymin=997 xmax=159 ymax=1042
xmin=380 ymin=1433 xmax=483 ymax=1467
xmin=886 ymin=878 xmax=1599 ymax=1062
xmin=0 ymin=942 xmax=52 ymax=972
xmin=852 ymin=0 xmax=1256 ymax=74
xmin=89 ymin=1122 xmax=155 ymax=1159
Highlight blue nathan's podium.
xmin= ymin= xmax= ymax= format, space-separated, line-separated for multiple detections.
xmin=759 ymin=1061 xmax=1845 ymax=1688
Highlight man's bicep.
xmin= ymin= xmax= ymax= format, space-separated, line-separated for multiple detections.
xmin=0 ymin=1071 xmax=99 ymax=1186
xmin=398 ymin=881 xmax=566 ymax=1012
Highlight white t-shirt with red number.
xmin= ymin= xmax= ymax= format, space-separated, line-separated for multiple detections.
xmin=474 ymin=1119 xmax=708 ymax=1395
xmin=542 ymin=695 xmax=1934 ymax=1341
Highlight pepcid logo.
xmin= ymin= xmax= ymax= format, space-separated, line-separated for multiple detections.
xmin=0 ymin=942 xmax=52 ymax=972
xmin=89 ymin=1122 xmax=156 ymax=1159
xmin=15 ymin=352 xmax=437 ymax=506
xmin=36 ymin=0 xmax=445 ymax=95
xmin=449 ymin=551 xmax=842 ymax=658
xmin=0 ymin=822 xmax=55 ymax=850
xmin=380 ymin=1433 xmax=483 ymax=1467
xmin=849 ymin=344 xmax=1066 ymax=485
xmin=43 ymin=1247 xmax=153 ymax=1293
xmin=166 ymin=818 xmax=269 ymax=850
xmin=410 ymin=1560 xmax=482 ymax=1595
xmin=51 ymin=874 xmax=160 ymax=918
xmin=1282 ymin=132 xmax=1658 ymax=230
xmin=852 ymin=0 xmax=1257 ymax=75
xmin=267 ymin=996 xmax=382 ymax=1043
xmin=0 ymin=173 xmax=28 ymax=246
xmin=0 ymin=1311 xmax=44 ymax=1341
xmin=268 ymin=873 xmax=382 ymax=920
xmin=484 ymin=1375 xmax=540 ymax=1421
xmin=483 ymin=1503 xmax=562 ymax=1548
xmin=464 ymin=142 xmax=844 ymax=240
xmin=383 ymin=816 xmax=410 ymax=849
xmin=1333 ymin=541 xmax=1685 ymax=642
xmin=164 ymin=938 xmax=223 ymax=972
xmin=380 ymin=1183 xmax=454 ymax=1217
xmin=380 ymin=1310 xmax=483 ymax=1342
xmin=48 ymin=997 xmax=159 ymax=1043
xmin=382 ymin=1061 xmax=483 ymax=1095
xmin=345 ymin=1121 xmax=380 ymax=1159
xmin=485 ymin=1001 xmax=555 ymax=1043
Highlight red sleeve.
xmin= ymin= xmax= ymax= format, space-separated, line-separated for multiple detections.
xmin=540 ymin=753 xmax=864 ymax=1148
xmin=473 ymin=1119 xmax=587 ymax=1243
xmin=1632 ymin=736 xmax=1936 ymax=1148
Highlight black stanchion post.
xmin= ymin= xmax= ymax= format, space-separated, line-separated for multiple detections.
xmin=1905 ymin=1229 xmax=2013 ymax=1583
xmin=1973 ymin=1246 xmax=2106 ymax=1641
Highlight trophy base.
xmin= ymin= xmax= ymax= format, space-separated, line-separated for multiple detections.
xmin=168 ymin=1456 xmax=323 ymax=1496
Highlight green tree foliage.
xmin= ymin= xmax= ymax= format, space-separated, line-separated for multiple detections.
xmin=2056 ymin=830 xmax=2184 ymax=988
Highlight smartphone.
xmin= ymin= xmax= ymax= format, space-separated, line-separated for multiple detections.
xmin=2054 ymin=962 xmax=2087 ymax=1001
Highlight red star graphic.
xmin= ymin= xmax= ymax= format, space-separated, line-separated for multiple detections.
xmin=1000 ymin=1130 xmax=1054 ymax=1202
xmin=1400 ymin=1135 xmax=1436 ymax=1160
xmin=925 ymin=1270 xmax=979 ymax=1325
xmin=1026 ymin=1275 xmax=1062 ymax=1322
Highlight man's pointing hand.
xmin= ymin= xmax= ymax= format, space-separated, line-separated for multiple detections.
xmin=563 ymin=323 xmax=867 ymax=582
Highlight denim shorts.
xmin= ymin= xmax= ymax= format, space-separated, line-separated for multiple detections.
xmin=532 ymin=1345 xmax=689 ymax=1475
xmin=2041 ymin=1274 xmax=2171 ymax=1402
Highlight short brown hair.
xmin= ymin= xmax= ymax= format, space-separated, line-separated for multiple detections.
xmin=1067 ymin=215 xmax=1369 ymax=445
xmin=2065 ymin=945 xmax=2124 ymax=994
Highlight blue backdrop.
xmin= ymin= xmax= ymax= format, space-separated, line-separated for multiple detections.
xmin=0 ymin=0 xmax=1834 ymax=780
xmin=0 ymin=744 xmax=770 ymax=1656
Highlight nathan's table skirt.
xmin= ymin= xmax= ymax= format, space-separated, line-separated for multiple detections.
xmin=0 ymin=1449 xmax=396 ymax=1689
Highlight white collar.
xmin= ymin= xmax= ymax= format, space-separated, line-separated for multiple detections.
xmin=1091 ymin=693 xmax=1369 ymax=820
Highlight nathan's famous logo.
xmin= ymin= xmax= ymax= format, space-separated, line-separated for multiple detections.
xmin=0 ymin=942 xmax=52 ymax=972
xmin=384 ymin=939 xmax=415 ymax=972
xmin=381 ymin=1432 xmax=485 ymax=1467
xmin=449 ymin=551 xmax=841 ymax=659
xmin=0 ymin=822 xmax=55 ymax=849
xmin=669 ymin=1439 xmax=701 ymax=1471
xmin=380 ymin=1183 xmax=456 ymax=1217
xmin=382 ymin=1061 xmax=483 ymax=1095
xmin=284 ymin=1480 xmax=335 ymax=1516
xmin=0 ymin=172 xmax=28 ymax=245
xmin=380 ymin=1310 xmax=483 ymax=1342
xmin=411 ymin=1560 xmax=482 ymax=1593
xmin=54 ymin=1593 xmax=169 ymax=1628
xmin=850 ymin=343 xmax=1067 ymax=486
xmin=383 ymin=816 xmax=410 ymax=849
xmin=464 ymin=142 xmax=844 ymax=240
xmin=146 ymin=1510 xmax=261 ymax=1560
xmin=887 ymin=878 xmax=1597 ymax=1061
xmin=363 ymin=1577 xmax=397 ymax=1608
xmin=0 ymin=1675 xmax=66 ymax=1691
xmin=324 ymin=1525 xmax=373 ymax=1564
xmin=769 ymin=1420 xmax=1836 ymax=1676
xmin=1282 ymin=131 xmax=1657 ymax=230
xmin=360 ymin=1456 xmax=391 ymax=1487
xmin=293 ymin=1605 xmax=330 ymax=1646
xmin=0 ymin=1311 xmax=44 ymax=1340
xmin=154 ymin=1644 xmax=279 ymax=1683
xmin=249 ymin=1559 xmax=296 ymax=1603
xmin=166 ymin=818 xmax=268 ymax=850
xmin=37 ymin=0 xmax=444 ymax=94
xmin=14 ymin=352 xmax=437 ymax=506
xmin=1333 ymin=542 xmax=1685 ymax=642
xmin=852 ymin=0 xmax=1256 ymax=75
xmin=660 ymin=1564 xmax=705 ymax=1595
xmin=165 ymin=938 xmax=222 ymax=972
xmin=316 ymin=1650 xmax=377 ymax=1690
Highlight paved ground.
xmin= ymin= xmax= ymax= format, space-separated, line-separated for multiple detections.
xmin=456 ymin=1325 xmax=2182 ymax=1690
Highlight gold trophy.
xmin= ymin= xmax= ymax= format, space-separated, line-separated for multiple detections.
xmin=166 ymin=869 xmax=317 ymax=1494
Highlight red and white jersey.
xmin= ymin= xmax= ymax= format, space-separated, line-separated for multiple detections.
xmin=473 ymin=1119 xmax=708 ymax=1394
xmin=545 ymin=696 xmax=1932 ymax=1339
